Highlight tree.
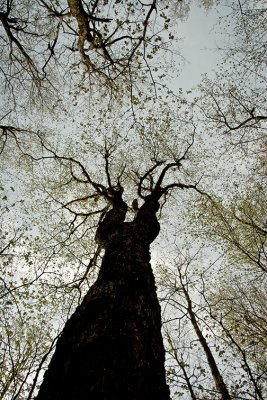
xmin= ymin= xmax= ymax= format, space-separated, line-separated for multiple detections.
xmin=158 ymin=237 xmax=267 ymax=399
xmin=22 ymin=129 xmax=202 ymax=399
xmin=208 ymin=281 xmax=267 ymax=400
xmin=36 ymin=186 xmax=170 ymax=399
xmin=0 ymin=101 xmax=205 ymax=398
xmin=158 ymin=251 xmax=232 ymax=400
xmin=183 ymin=176 xmax=267 ymax=398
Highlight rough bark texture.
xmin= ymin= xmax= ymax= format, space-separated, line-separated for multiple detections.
xmin=36 ymin=192 xmax=170 ymax=400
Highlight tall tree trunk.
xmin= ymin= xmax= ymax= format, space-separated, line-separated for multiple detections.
xmin=36 ymin=192 xmax=170 ymax=400
xmin=181 ymin=281 xmax=231 ymax=400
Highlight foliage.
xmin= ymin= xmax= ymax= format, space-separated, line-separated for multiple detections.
xmin=0 ymin=0 xmax=185 ymax=113
xmin=0 ymin=0 xmax=266 ymax=398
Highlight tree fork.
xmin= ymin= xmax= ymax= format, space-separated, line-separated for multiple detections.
xmin=36 ymin=189 xmax=170 ymax=400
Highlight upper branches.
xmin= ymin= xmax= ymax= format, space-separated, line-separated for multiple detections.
xmin=137 ymin=159 xmax=199 ymax=199
xmin=0 ymin=107 xmax=211 ymax=257
xmin=0 ymin=0 xmax=179 ymax=107
xmin=64 ymin=0 xmax=158 ymax=82
xmin=223 ymin=0 xmax=267 ymax=78
xmin=201 ymin=86 xmax=267 ymax=133
xmin=0 ymin=0 xmax=60 ymax=99
xmin=7 ymin=121 xmax=206 ymax=231
xmin=135 ymin=131 xmax=207 ymax=203
xmin=39 ymin=0 xmax=164 ymax=89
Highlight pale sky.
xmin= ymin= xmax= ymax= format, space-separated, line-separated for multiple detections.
xmin=172 ymin=2 xmax=226 ymax=90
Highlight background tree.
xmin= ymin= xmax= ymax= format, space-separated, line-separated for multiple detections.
xmin=158 ymin=239 xmax=267 ymax=399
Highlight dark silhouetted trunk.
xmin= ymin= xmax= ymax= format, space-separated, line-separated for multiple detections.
xmin=36 ymin=191 xmax=170 ymax=400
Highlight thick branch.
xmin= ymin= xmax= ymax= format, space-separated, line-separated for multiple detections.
xmin=138 ymin=160 xmax=165 ymax=198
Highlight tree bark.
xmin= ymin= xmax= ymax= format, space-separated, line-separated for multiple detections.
xmin=36 ymin=192 xmax=170 ymax=400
